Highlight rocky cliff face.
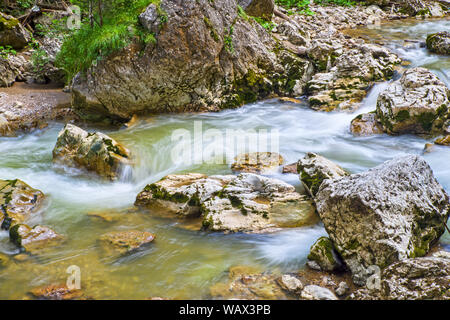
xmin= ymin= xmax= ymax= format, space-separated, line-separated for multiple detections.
xmin=71 ymin=0 xmax=313 ymax=121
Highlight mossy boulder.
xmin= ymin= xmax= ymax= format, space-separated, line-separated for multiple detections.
xmin=0 ymin=179 xmax=45 ymax=230
xmin=135 ymin=174 xmax=234 ymax=217
xmin=307 ymin=237 xmax=343 ymax=272
xmin=297 ymin=152 xmax=349 ymax=197
xmin=9 ymin=224 xmax=64 ymax=254
xmin=98 ymin=230 xmax=155 ymax=256
xmin=136 ymin=172 xmax=318 ymax=233
xmin=0 ymin=12 xmax=30 ymax=49
xmin=350 ymin=112 xmax=383 ymax=136
xmin=376 ymin=67 xmax=449 ymax=136
xmin=315 ymin=155 xmax=450 ymax=286
xmin=426 ymin=31 xmax=450 ymax=55
xmin=52 ymin=124 xmax=132 ymax=181
xmin=231 ymin=152 xmax=284 ymax=174
xmin=71 ymin=0 xmax=312 ymax=121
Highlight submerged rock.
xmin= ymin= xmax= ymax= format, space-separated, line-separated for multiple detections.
xmin=71 ymin=0 xmax=312 ymax=121
xmin=315 ymin=155 xmax=450 ymax=285
xmin=297 ymin=152 xmax=348 ymax=197
xmin=0 ymin=252 xmax=9 ymax=268
xmin=9 ymin=224 xmax=64 ymax=253
xmin=426 ymin=31 xmax=450 ymax=55
xmin=231 ymin=152 xmax=283 ymax=174
xmin=52 ymin=124 xmax=132 ymax=181
xmin=350 ymin=112 xmax=383 ymax=136
xmin=98 ymin=230 xmax=156 ymax=255
xmin=136 ymin=173 xmax=317 ymax=233
xmin=376 ymin=67 xmax=449 ymax=135
xmin=307 ymin=237 xmax=343 ymax=272
xmin=0 ymin=12 xmax=30 ymax=49
xmin=29 ymin=284 xmax=83 ymax=300
xmin=0 ymin=179 xmax=45 ymax=230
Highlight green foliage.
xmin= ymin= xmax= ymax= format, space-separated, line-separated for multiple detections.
xmin=275 ymin=0 xmax=315 ymax=15
xmin=252 ymin=17 xmax=276 ymax=33
xmin=31 ymin=47 xmax=49 ymax=73
xmin=35 ymin=15 xmax=71 ymax=39
xmin=224 ymin=26 xmax=234 ymax=53
xmin=0 ymin=45 xmax=17 ymax=59
xmin=275 ymin=0 xmax=354 ymax=15
xmin=314 ymin=0 xmax=354 ymax=7
xmin=56 ymin=0 xmax=160 ymax=81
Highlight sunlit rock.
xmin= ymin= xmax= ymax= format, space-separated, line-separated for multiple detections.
xmin=352 ymin=253 xmax=450 ymax=300
xmin=136 ymin=173 xmax=317 ymax=233
xmin=435 ymin=135 xmax=450 ymax=146
xmin=376 ymin=67 xmax=449 ymax=135
xmin=9 ymin=224 xmax=64 ymax=254
xmin=307 ymin=236 xmax=343 ymax=272
xmin=307 ymin=43 xmax=400 ymax=112
xmin=0 ymin=179 xmax=45 ymax=230
xmin=52 ymin=124 xmax=132 ymax=181
xmin=301 ymin=285 xmax=338 ymax=300
xmin=316 ymin=155 xmax=450 ymax=285
xmin=231 ymin=152 xmax=284 ymax=174
xmin=350 ymin=112 xmax=383 ymax=136
xmin=297 ymin=152 xmax=348 ymax=197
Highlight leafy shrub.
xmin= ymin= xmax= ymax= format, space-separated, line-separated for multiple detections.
xmin=56 ymin=0 xmax=161 ymax=81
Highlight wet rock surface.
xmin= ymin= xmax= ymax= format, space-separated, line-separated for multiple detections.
xmin=9 ymin=224 xmax=64 ymax=254
xmin=98 ymin=230 xmax=156 ymax=256
xmin=426 ymin=31 xmax=450 ymax=55
xmin=136 ymin=172 xmax=318 ymax=233
xmin=376 ymin=67 xmax=449 ymax=135
xmin=350 ymin=112 xmax=384 ymax=136
xmin=29 ymin=284 xmax=84 ymax=300
xmin=0 ymin=179 xmax=45 ymax=230
xmin=231 ymin=152 xmax=284 ymax=173
xmin=52 ymin=124 xmax=132 ymax=181
xmin=316 ymin=155 xmax=450 ymax=285
xmin=297 ymin=152 xmax=349 ymax=197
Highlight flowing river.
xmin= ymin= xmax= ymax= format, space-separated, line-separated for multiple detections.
xmin=0 ymin=17 xmax=449 ymax=299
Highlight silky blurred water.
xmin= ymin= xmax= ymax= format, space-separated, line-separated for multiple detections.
xmin=0 ymin=17 xmax=448 ymax=299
